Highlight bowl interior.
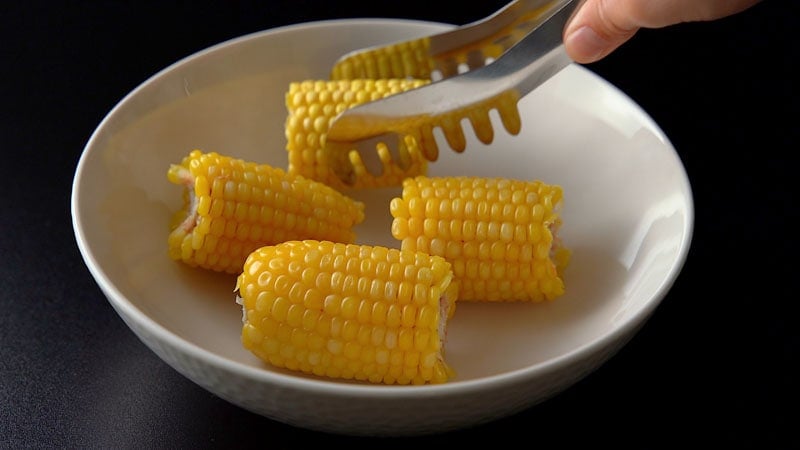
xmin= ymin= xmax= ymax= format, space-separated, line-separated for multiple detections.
xmin=73 ymin=19 xmax=692 ymax=386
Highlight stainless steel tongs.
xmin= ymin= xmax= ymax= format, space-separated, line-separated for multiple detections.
xmin=325 ymin=0 xmax=579 ymax=185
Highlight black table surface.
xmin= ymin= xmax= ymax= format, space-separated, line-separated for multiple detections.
xmin=2 ymin=1 xmax=797 ymax=448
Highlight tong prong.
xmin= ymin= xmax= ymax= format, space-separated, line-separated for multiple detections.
xmin=326 ymin=88 xmax=523 ymax=184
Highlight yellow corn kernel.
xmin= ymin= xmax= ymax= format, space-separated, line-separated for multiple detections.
xmin=236 ymin=240 xmax=458 ymax=385
xmin=167 ymin=150 xmax=365 ymax=274
xmin=285 ymin=79 xmax=429 ymax=189
xmin=390 ymin=176 xmax=570 ymax=302
xmin=330 ymin=38 xmax=434 ymax=81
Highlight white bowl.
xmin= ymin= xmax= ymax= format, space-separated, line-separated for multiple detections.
xmin=71 ymin=18 xmax=693 ymax=436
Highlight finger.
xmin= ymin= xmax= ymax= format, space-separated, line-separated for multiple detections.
xmin=563 ymin=0 xmax=763 ymax=64
xmin=563 ymin=0 xmax=642 ymax=64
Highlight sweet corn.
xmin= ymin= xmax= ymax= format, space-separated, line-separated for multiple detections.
xmin=390 ymin=175 xmax=569 ymax=302
xmin=285 ymin=79 xmax=429 ymax=189
xmin=330 ymin=37 xmax=434 ymax=80
xmin=236 ymin=240 xmax=458 ymax=385
xmin=167 ymin=150 xmax=365 ymax=274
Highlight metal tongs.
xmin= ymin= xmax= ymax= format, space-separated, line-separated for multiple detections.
xmin=325 ymin=0 xmax=579 ymax=185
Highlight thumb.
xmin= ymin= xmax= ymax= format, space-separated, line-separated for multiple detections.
xmin=563 ymin=0 xmax=640 ymax=64
xmin=563 ymin=0 xmax=762 ymax=64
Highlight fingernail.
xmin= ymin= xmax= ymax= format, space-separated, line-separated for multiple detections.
xmin=565 ymin=26 xmax=608 ymax=62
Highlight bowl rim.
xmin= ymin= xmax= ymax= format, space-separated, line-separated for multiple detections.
xmin=71 ymin=17 xmax=695 ymax=399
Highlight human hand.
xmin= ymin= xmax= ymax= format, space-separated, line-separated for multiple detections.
xmin=563 ymin=0 xmax=763 ymax=64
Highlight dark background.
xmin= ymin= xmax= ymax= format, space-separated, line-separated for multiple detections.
xmin=1 ymin=1 xmax=796 ymax=448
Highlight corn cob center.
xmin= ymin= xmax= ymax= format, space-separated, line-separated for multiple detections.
xmin=169 ymin=164 xmax=201 ymax=236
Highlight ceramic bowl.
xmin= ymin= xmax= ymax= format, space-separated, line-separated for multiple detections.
xmin=71 ymin=18 xmax=693 ymax=436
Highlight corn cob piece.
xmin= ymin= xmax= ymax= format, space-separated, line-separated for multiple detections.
xmin=167 ymin=150 xmax=365 ymax=274
xmin=330 ymin=37 xmax=434 ymax=80
xmin=390 ymin=175 xmax=569 ymax=302
xmin=236 ymin=240 xmax=458 ymax=385
xmin=285 ymin=79 xmax=429 ymax=189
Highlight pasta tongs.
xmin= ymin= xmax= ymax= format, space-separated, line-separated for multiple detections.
xmin=324 ymin=0 xmax=579 ymax=185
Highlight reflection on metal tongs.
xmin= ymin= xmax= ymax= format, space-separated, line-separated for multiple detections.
xmin=324 ymin=0 xmax=579 ymax=185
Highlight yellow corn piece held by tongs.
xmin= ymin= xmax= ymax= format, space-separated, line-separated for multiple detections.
xmin=326 ymin=0 xmax=579 ymax=185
